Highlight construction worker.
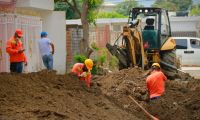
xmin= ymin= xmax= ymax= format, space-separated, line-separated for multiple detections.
xmin=6 ymin=29 xmax=27 ymax=73
xmin=71 ymin=59 xmax=93 ymax=88
xmin=146 ymin=63 xmax=167 ymax=100
xmin=38 ymin=31 xmax=55 ymax=70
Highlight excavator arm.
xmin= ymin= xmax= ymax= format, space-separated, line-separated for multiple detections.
xmin=106 ymin=20 xmax=147 ymax=69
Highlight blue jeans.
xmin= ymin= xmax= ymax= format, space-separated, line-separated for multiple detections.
xmin=10 ymin=62 xmax=23 ymax=73
xmin=42 ymin=54 xmax=53 ymax=70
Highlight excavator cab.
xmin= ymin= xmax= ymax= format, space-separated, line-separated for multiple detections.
xmin=128 ymin=8 xmax=171 ymax=50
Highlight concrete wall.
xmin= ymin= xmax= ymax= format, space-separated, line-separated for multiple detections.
xmin=16 ymin=0 xmax=54 ymax=10
xmin=170 ymin=16 xmax=200 ymax=37
xmin=42 ymin=11 xmax=66 ymax=74
xmin=170 ymin=17 xmax=200 ymax=32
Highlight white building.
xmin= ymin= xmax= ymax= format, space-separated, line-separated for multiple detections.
xmin=0 ymin=0 xmax=66 ymax=74
xmin=170 ymin=16 xmax=200 ymax=37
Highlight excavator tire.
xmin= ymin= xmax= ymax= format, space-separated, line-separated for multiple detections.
xmin=161 ymin=50 xmax=179 ymax=79
xmin=161 ymin=50 xmax=192 ymax=80
xmin=161 ymin=50 xmax=177 ymax=67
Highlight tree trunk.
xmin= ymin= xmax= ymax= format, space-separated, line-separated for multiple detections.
xmin=80 ymin=0 xmax=90 ymax=56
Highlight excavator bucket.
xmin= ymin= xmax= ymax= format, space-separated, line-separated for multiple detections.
xmin=106 ymin=43 xmax=129 ymax=68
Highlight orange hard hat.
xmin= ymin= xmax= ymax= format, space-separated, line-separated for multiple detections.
xmin=15 ymin=29 xmax=23 ymax=37
xmin=152 ymin=63 xmax=160 ymax=68
xmin=84 ymin=59 xmax=93 ymax=71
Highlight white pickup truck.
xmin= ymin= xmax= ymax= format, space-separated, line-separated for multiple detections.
xmin=173 ymin=37 xmax=200 ymax=78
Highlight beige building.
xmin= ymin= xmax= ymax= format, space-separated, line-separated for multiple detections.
xmin=170 ymin=16 xmax=200 ymax=37
xmin=0 ymin=0 xmax=66 ymax=74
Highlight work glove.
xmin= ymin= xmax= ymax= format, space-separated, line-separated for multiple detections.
xmin=80 ymin=72 xmax=87 ymax=77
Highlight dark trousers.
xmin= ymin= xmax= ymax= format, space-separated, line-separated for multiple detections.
xmin=10 ymin=62 xmax=23 ymax=73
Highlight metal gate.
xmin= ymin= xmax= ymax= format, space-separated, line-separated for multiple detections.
xmin=0 ymin=14 xmax=42 ymax=72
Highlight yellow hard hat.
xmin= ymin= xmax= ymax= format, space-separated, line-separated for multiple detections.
xmin=152 ymin=63 xmax=160 ymax=68
xmin=84 ymin=59 xmax=93 ymax=71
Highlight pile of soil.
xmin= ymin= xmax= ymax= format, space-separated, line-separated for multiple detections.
xmin=0 ymin=68 xmax=200 ymax=120
xmin=96 ymin=67 xmax=200 ymax=120
xmin=0 ymin=70 xmax=140 ymax=120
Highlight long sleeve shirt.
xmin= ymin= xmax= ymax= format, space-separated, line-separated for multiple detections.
xmin=6 ymin=37 xmax=27 ymax=63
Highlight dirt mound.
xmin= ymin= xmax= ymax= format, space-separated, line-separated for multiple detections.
xmin=0 ymin=68 xmax=200 ymax=120
xmin=96 ymin=67 xmax=200 ymax=120
xmin=0 ymin=70 xmax=140 ymax=120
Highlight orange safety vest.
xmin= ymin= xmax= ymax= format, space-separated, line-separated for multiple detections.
xmin=6 ymin=37 xmax=27 ymax=63
xmin=146 ymin=70 xmax=167 ymax=98
xmin=71 ymin=63 xmax=92 ymax=88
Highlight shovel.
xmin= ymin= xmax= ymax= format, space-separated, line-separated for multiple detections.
xmin=128 ymin=95 xmax=159 ymax=120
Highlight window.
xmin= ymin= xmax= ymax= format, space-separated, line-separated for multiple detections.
xmin=175 ymin=39 xmax=187 ymax=49
xmin=190 ymin=39 xmax=200 ymax=49
xmin=160 ymin=10 xmax=170 ymax=45
xmin=161 ymin=11 xmax=170 ymax=36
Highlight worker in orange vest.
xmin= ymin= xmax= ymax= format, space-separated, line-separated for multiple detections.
xmin=71 ymin=59 xmax=93 ymax=88
xmin=146 ymin=63 xmax=167 ymax=100
xmin=6 ymin=29 xmax=27 ymax=73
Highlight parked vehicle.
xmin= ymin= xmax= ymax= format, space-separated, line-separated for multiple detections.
xmin=173 ymin=37 xmax=200 ymax=67
xmin=173 ymin=37 xmax=200 ymax=78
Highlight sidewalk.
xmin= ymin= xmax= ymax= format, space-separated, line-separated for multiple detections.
xmin=181 ymin=67 xmax=200 ymax=79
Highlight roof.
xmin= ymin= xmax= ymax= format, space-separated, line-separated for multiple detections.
xmin=66 ymin=18 xmax=128 ymax=25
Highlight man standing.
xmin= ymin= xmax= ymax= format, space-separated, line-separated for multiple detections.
xmin=6 ymin=29 xmax=27 ymax=73
xmin=146 ymin=63 xmax=167 ymax=100
xmin=38 ymin=31 xmax=54 ymax=70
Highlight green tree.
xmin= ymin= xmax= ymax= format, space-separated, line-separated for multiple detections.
xmin=54 ymin=1 xmax=80 ymax=19
xmin=173 ymin=0 xmax=192 ymax=11
xmin=54 ymin=0 xmax=103 ymax=56
xmin=190 ymin=4 xmax=200 ymax=16
xmin=115 ymin=0 xmax=138 ymax=16
xmin=152 ymin=1 xmax=176 ymax=11
xmin=152 ymin=0 xmax=192 ymax=11
xmin=97 ymin=12 xmax=126 ymax=18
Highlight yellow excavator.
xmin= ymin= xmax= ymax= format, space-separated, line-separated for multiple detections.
xmin=106 ymin=7 xmax=180 ymax=79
